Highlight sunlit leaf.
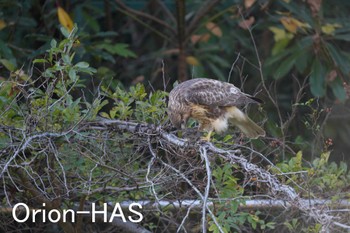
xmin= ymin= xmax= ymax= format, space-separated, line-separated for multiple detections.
xmin=321 ymin=23 xmax=342 ymax=35
xmin=33 ymin=59 xmax=48 ymax=64
xmin=280 ymin=17 xmax=310 ymax=34
xmin=269 ymin=26 xmax=294 ymax=41
xmin=57 ymin=6 xmax=74 ymax=32
xmin=271 ymin=38 xmax=292 ymax=55
xmin=186 ymin=56 xmax=200 ymax=66
xmin=0 ymin=19 xmax=6 ymax=30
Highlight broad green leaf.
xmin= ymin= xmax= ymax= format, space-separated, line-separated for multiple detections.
xmin=294 ymin=48 xmax=311 ymax=73
xmin=269 ymin=26 xmax=288 ymax=41
xmin=329 ymin=77 xmax=346 ymax=101
xmin=309 ymin=59 xmax=326 ymax=97
xmin=0 ymin=59 xmax=16 ymax=71
xmin=273 ymin=55 xmax=295 ymax=79
xmin=0 ymin=39 xmax=15 ymax=59
xmin=75 ymin=61 xmax=89 ymax=68
xmin=209 ymin=55 xmax=231 ymax=67
xmin=69 ymin=69 xmax=77 ymax=81
xmin=62 ymin=54 xmax=71 ymax=65
xmin=97 ymin=43 xmax=137 ymax=58
xmin=271 ymin=37 xmax=292 ymax=55
xmin=326 ymin=43 xmax=350 ymax=74
xmin=208 ymin=62 xmax=226 ymax=81
xmin=264 ymin=49 xmax=290 ymax=67
xmin=333 ymin=34 xmax=350 ymax=42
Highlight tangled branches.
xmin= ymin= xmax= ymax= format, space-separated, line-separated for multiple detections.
xmin=1 ymin=118 xmax=348 ymax=232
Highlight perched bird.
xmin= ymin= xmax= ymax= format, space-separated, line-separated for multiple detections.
xmin=168 ymin=78 xmax=265 ymax=141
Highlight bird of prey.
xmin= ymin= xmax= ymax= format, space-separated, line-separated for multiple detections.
xmin=168 ymin=78 xmax=265 ymax=141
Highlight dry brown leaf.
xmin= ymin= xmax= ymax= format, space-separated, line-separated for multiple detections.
xmin=238 ymin=17 xmax=255 ymax=30
xmin=244 ymin=0 xmax=256 ymax=9
xmin=190 ymin=33 xmax=211 ymax=44
xmin=326 ymin=70 xmax=337 ymax=82
xmin=206 ymin=22 xmax=222 ymax=37
xmin=344 ymin=82 xmax=350 ymax=99
xmin=307 ymin=0 xmax=322 ymax=16
xmin=132 ymin=75 xmax=145 ymax=84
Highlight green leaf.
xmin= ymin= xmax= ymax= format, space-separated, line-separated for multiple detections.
xmin=310 ymin=59 xmax=326 ymax=97
xmin=100 ymin=112 xmax=110 ymax=119
xmin=0 ymin=39 xmax=15 ymax=59
xmin=330 ymin=77 xmax=346 ymax=101
xmin=62 ymin=54 xmax=71 ymax=65
xmin=326 ymin=42 xmax=350 ymax=74
xmin=97 ymin=43 xmax=137 ymax=58
xmin=264 ymin=49 xmax=290 ymax=67
xmin=0 ymin=59 xmax=16 ymax=71
xmin=209 ymin=55 xmax=231 ymax=67
xmin=69 ymin=69 xmax=77 ymax=81
xmin=333 ymin=34 xmax=350 ymax=42
xmin=75 ymin=62 xmax=89 ymax=68
xmin=208 ymin=62 xmax=226 ymax=81
xmin=273 ymin=55 xmax=295 ymax=79
xmin=33 ymin=59 xmax=48 ymax=64
xmin=294 ymin=48 xmax=311 ymax=73
xmin=271 ymin=37 xmax=292 ymax=55
xmin=60 ymin=26 xmax=70 ymax=38
xmin=50 ymin=39 xmax=57 ymax=48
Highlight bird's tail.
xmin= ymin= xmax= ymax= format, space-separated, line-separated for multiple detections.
xmin=227 ymin=106 xmax=265 ymax=139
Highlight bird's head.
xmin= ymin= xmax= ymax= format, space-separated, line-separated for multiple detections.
xmin=168 ymin=109 xmax=187 ymax=129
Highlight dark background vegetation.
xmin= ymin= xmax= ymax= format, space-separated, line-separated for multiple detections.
xmin=1 ymin=0 xmax=350 ymax=159
xmin=0 ymin=0 xmax=350 ymax=232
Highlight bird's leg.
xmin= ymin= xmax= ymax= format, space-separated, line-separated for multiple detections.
xmin=201 ymin=130 xmax=213 ymax=142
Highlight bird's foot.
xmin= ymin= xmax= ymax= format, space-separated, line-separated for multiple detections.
xmin=200 ymin=131 xmax=213 ymax=142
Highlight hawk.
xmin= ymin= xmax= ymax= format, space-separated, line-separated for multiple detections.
xmin=168 ymin=78 xmax=265 ymax=140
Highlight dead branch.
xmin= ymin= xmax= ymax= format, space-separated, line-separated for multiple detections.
xmin=1 ymin=118 xmax=349 ymax=232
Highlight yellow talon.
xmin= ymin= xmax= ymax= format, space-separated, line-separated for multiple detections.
xmin=201 ymin=131 xmax=213 ymax=142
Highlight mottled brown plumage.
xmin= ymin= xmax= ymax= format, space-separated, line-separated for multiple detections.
xmin=168 ymin=78 xmax=265 ymax=140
